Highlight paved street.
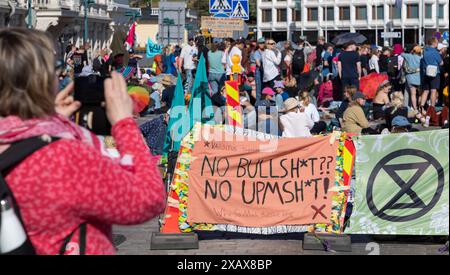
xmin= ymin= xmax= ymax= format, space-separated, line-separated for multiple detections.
xmin=113 ymin=220 xmax=448 ymax=255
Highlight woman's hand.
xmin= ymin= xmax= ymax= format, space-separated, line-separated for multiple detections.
xmin=104 ymin=71 xmax=133 ymax=125
xmin=55 ymin=82 xmax=81 ymax=118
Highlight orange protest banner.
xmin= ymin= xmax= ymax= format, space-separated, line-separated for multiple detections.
xmin=187 ymin=136 xmax=338 ymax=227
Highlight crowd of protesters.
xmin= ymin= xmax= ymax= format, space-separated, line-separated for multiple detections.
xmin=0 ymin=26 xmax=449 ymax=255
xmin=119 ymin=34 xmax=449 ymax=136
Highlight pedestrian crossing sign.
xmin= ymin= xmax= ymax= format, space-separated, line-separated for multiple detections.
xmin=231 ymin=0 xmax=249 ymax=21
xmin=210 ymin=0 xmax=233 ymax=13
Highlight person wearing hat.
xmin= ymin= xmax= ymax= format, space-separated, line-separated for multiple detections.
xmin=240 ymin=97 xmax=257 ymax=131
xmin=280 ymin=98 xmax=314 ymax=138
xmin=257 ymin=87 xmax=280 ymax=136
xmin=372 ymin=80 xmax=392 ymax=120
xmin=127 ymin=49 xmax=143 ymax=76
xmin=149 ymin=82 xmax=164 ymax=114
xmin=161 ymin=75 xmax=176 ymax=109
xmin=273 ymin=80 xmax=288 ymax=111
xmin=342 ymin=92 xmax=375 ymax=134
xmin=390 ymin=115 xmax=413 ymax=133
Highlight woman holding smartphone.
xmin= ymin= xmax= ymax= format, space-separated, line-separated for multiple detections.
xmin=0 ymin=28 xmax=166 ymax=255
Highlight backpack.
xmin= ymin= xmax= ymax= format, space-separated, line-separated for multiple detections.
xmin=387 ymin=56 xmax=400 ymax=79
xmin=292 ymin=49 xmax=305 ymax=76
xmin=92 ymin=57 xmax=102 ymax=73
xmin=0 ymin=136 xmax=86 ymax=255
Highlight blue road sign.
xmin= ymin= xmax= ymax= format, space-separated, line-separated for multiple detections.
xmin=231 ymin=0 xmax=249 ymax=21
xmin=213 ymin=12 xmax=231 ymax=18
xmin=443 ymin=31 xmax=449 ymax=41
xmin=210 ymin=0 xmax=232 ymax=13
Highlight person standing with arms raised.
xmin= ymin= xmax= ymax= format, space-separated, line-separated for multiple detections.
xmin=338 ymin=41 xmax=362 ymax=90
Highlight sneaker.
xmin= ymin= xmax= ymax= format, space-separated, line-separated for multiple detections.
xmin=381 ymin=128 xmax=390 ymax=135
xmin=423 ymin=116 xmax=430 ymax=128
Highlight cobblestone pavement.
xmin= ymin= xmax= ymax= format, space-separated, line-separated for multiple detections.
xmin=113 ymin=220 xmax=449 ymax=255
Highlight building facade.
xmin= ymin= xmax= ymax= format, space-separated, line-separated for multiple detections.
xmin=1 ymin=0 xmax=138 ymax=58
xmin=257 ymin=0 xmax=449 ymax=46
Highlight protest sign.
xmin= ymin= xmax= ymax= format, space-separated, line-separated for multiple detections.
xmin=187 ymin=132 xmax=338 ymax=227
xmin=201 ymin=17 xmax=244 ymax=38
xmin=345 ymin=130 xmax=449 ymax=235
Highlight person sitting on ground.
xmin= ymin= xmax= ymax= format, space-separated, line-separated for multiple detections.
xmin=342 ymin=92 xmax=377 ymax=135
xmin=257 ymin=87 xmax=280 ymax=136
xmin=274 ymin=80 xmax=289 ymax=111
xmin=372 ymin=80 xmax=392 ymax=120
xmin=335 ymin=85 xmax=357 ymax=127
xmin=299 ymin=90 xmax=327 ymax=134
xmin=244 ymin=72 xmax=257 ymax=104
xmin=240 ymin=97 xmax=257 ymax=131
xmin=390 ymin=115 xmax=419 ymax=133
xmin=384 ymin=91 xmax=423 ymax=129
xmin=0 ymin=28 xmax=166 ymax=255
xmin=279 ymin=98 xmax=314 ymax=138
xmin=150 ymin=83 xmax=164 ymax=114
xmin=317 ymin=74 xmax=334 ymax=107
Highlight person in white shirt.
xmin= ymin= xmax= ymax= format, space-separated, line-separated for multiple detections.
xmin=262 ymin=39 xmax=282 ymax=86
xmin=280 ymin=98 xmax=314 ymax=138
xmin=369 ymin=48 xmax=381 ymax=74
xmin=179 ymin=38 xmax=198 ymax=93
xmin=299 ymin=90 xmax=327 ymax=134
xmin=226 ymin=39 xmax=245 ymax=77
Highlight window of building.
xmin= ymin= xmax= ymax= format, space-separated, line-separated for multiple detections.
xmin=407 ymin=4 xmax=419 ymax=18
xmin=355 ymin=6 xmax=367 ymax=20
xmin=292 ymin=8 xmax=301 ymax=22
xmin=425 ymin=4 xmax=432 ymax=18
xmin=277 ymin=9 xmax=287 ymax=22
xmin=339 ymin=7 xmax=350 ymax=20
xmin=307 ymin=8 xmax=318 ymax=21
xmin=325 ymin=7 xmax=334 ymax=21
xmin=439 ymin=4 xmax=444 ymax=19
xmin=372 ymin=5 xmax=384 ymax=20
xmin=262 ymin=9 xmax=272 ymax=23
xmin=390 ymin=5 xmax=402 ymax=19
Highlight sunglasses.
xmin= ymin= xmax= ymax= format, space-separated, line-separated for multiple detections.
xmin=268 ymin=42 xmax=275 ymax=45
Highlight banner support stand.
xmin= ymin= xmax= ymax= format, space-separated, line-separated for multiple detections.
xmin=303 ymin=233 xmax=352 ymax=252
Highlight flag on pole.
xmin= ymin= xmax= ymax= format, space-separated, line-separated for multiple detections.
xmin=225 ymin=80 xmax=243 ymax=127
xmin=146 ymin=38 xmax=163 ymax=58
xmin=124 ymin=21 xmax=137 ymax=51
xmin=188 ymin=54 xmax=215 ymax=128
xmin=163 ymin=74 xmax=189 ymax=154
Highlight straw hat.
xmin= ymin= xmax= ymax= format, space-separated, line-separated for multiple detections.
xmin=161 ymin=75 xmax=173 ymax=86
xmin=283 ymin=98 xmax=300 ymax=112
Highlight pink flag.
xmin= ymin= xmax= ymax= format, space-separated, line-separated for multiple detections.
xmin=124 ymin=22 xmax=137 ymax=51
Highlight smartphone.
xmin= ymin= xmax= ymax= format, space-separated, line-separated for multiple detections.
xmin=73 ymin=75 xmax=112 ymax=136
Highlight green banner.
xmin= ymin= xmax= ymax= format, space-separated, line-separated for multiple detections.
xmin=345 ymin=130 xmax=449 ymax=235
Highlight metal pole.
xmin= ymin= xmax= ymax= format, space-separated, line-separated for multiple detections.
xmin=325 ymin=3 xmax=327 ymax=42
xmin=178 ymin=8 xmax=181 ymax=45
xmin=375 ymin=0 xmax=378 ymax=46
xmin=84 ymin=0 xmax=88 ymax=44
xmin=435 ymin=0 xmax=439 ymax=33
xmin=419 ymin=0 xmax=423 ymax=45
xmin=27 ymin=0 xmax=32 ymax=28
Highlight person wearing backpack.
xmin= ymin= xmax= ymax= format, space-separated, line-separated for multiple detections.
xmin=387 ymin=44 xmax=405 ymax=94
xmin=291 ymin=39 xmax=307 ymax=82
xmin=419 ymin=38 xmax=444 ymax=114
xmin=0 ymin=28 xmax=166 ymax=255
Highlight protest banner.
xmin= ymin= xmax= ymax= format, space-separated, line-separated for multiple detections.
xmin=146 ymin=38 xmax=163 ymax=58
xmin=345 ymin=130 xmax=449 ymax=235
xmin=161 ymin=124 xmax=354 ymax=234
xmin=186 ymin=129 xmax=338 ymax=227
